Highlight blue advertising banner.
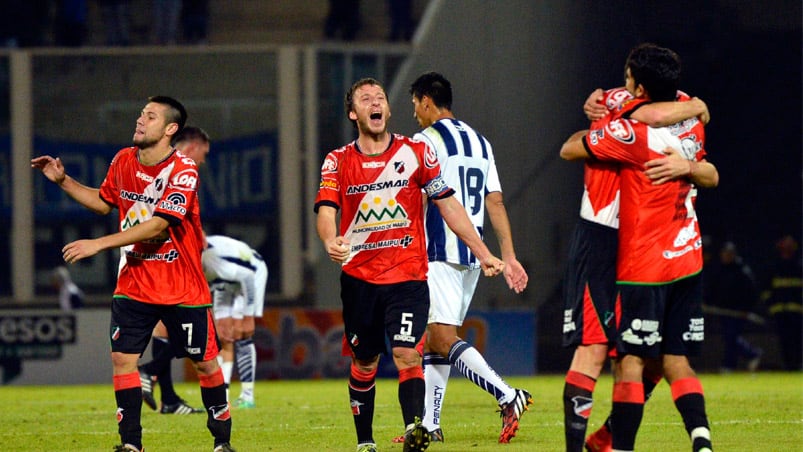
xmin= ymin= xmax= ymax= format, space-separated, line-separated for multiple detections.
xmin=252 ymin=308 xmax=536 ymax=380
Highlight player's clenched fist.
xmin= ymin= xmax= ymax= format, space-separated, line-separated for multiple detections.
xmin=481 ymin=256 xmax=505 ymax=277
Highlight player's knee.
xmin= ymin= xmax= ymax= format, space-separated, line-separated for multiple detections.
xmin=391 ymin=347 xmax=422 ymax=368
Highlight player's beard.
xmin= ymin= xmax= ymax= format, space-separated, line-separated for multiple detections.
xmin=133 ymin=135 xmax=159 ymax=149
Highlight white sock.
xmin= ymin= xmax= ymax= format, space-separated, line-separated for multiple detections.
xmin=422 ymin=352 xmax=450 ymax=431
xmin=449 ymin=340 xmax=514 ymax=403
xmin=221 ymin=360 xmax=233 ymax=385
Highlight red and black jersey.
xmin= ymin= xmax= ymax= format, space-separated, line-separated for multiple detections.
xmin=584 ymin=94 xmax=707 ymax=284
xmin=99 ymin=147 xmax=210 ymax=306
xmin=580 ymin=88 xmax=648 ymax=228
xmin=314 ymin=134 xmax=453 ymax=284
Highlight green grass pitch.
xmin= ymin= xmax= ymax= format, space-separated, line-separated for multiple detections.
xmin=2 ymin=372 xmax=801 ymax=451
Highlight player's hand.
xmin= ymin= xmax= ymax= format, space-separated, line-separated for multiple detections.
xmin=480 ymin=256 xmax=505 ymax=277
xmin=325 ymin=236 xmax=351 ymax=264
xmin=583 ymin=88 xmax=607 ymax=121
xmin=31 ymin=155 xmax=67 ymax=185
xmin=690 ymin=97 xmax=710 ymax=125
xmin=62 ymin=239 xmax=102 ymax=264
xmin=644 ymin=147 xmax=689 ymax=185
xmin=503 ymin=258 xmax=528 ymax=294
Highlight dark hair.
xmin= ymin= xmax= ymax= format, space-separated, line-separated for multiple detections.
xmin=172 ymin=125 xmax=209 ymax=147
xmin=625 ymin=43 xmax=681 ymax=102
xmin=409 ymin=71 xmax=452 ymax=110
xmin=344 ymin=77 xmax=384 ymax=126
xmin=148 ymin=95 xmax=187 ymax=131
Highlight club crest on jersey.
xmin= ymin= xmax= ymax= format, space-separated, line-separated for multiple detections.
xmin=424 ymin=145 xmax=438 ymax=169
xmin=606 ymin=119 xmax=636 ymax=144
xmin=394 ymin=161 xmax=405 ymax=173
xmin=321 ymin=155 xmax=338 ymax=174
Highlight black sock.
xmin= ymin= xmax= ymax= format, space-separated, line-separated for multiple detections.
xmin=349 ymin=366 xmax=376 ymax=443
xmin=114 ymin=374 xmax=143 ymax=449
xmin=151 ymin=338 xmax=179 ymax=405
xmin=672 ymin=378 xmax=712 ymax=451
xmin=611 ymin=382 xmax=644 ymax=451
xmin=398 ymin=374 xmax=425 ymax=426
xmin=564 ymin=371 xmax=596 ymax=452
xmin=200 ymin=376 xmax=231 ymax=446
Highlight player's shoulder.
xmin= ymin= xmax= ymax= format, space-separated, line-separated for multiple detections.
xmin=110 ymin=146 xmax=138 ymax=164
xmin=171 ymin=149 xmax=199 ymax=170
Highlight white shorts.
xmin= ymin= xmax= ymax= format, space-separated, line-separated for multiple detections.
xmin=210 ymin=259 xmax=268 ymax=319
xmin=212 ymin=281 xmax=246 ymax=320
xmin=427 ymin=261 xmax=480 ymax=326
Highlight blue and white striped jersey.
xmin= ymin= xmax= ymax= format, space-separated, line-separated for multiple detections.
xmin=202 ymin=235 xmax=268 ymax=308
xmin=414 ymin=118 xmax=501 ymax=269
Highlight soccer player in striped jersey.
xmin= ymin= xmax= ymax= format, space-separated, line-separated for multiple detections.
xmin=561 ymin=43 xmax=719 ymax=452
xmin=315 ymin=77 xmax=505 ymax=452
xmin=32 ymin=97 xmax=234 ymax=452
xmin=562 ymin=86 xmax=710 ymax=452
xmin=408 ymin=72 xmax=530 ymax=444
xmin=203 ymin=234 xmax=269 ymax=409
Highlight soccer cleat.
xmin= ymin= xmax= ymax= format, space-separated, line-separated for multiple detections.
xmin=584 ymin=425 xmax=613 ymax=452
xmin=402 ymin=416 xmax=430 ymax=452
xmin=160 ymin=398 xmax=204 ymax=414
xmin=393 ymin=427 xmax=442 ymax=444
xmin=356 ymin=442 xmax=378 ymax=452
xmin=113 ymin=444 xmax=142 ymax=452
xmin=232 ymin=397 xmax=255 ymax=409
xmin=498 ymin=388 xmax=533 ymax=443
xmin=213 ymin=443 xmax=236 ymax=452
xmin=138 ymin=368 xmax=157 ymax=411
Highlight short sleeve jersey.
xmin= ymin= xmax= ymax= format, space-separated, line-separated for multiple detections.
xmin=580 ymin=88 xmax=648 ymax=228
xmin=314 ymin=134 xmax=453 ymax=284
xmin=584 ymin=94 xmax=707 ymax=284
xmin=99 ymin=147 xmax=210 ymax=306
xmin=203 ymin=234 xmax=263 ymax=306
xmin=414 ymin=118 xmax=500 ymax=269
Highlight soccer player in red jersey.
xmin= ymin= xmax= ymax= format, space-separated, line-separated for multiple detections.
xmin=561 ymin=87 xmax=710 ymax=452
xmin=315 ymin=78 xmax=504 ymax=452
xmin=561 ymin=43 xmax=719 ymax=452
xmin=31 ymin=97 xmax=234 ymax=452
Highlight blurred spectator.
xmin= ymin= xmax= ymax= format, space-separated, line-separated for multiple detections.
xmin=98 ymin=0 xmax=131 ymax=46
xmin=387 ymin=0 xmax=413 ymax=42
xmin=153 ymin=0 xmax=181 ymax=45
xmin=52 ymin=266 xmax=85 ymax=311
xmin=181 ymin=0 xmax=209 ymax=44
xmin=54 ymin=0 xmax=88 ymax=47
xmin=704 ymin=241 xmax=763 ymax=372
xmin=324 ymin=0 xmax=360 ymax=41
xmin=762 ymin=234 xmax=803 ymax=370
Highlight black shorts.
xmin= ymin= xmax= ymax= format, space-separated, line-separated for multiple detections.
xmin=340 ymin=272 xmax=430 ymax=361
xmin=110 ymin=297 xmax=220 ymax=362
xmin=615 ymin=274 xmax=704 ymax=359
xmin=562 ymin=219 xmax=618 ymax=347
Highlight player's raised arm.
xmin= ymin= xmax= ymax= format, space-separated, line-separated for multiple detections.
xmin=632 ymin=96 xmax=710 ymax=126
xmin=31 ymin=155 xmax=112 ymax=215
